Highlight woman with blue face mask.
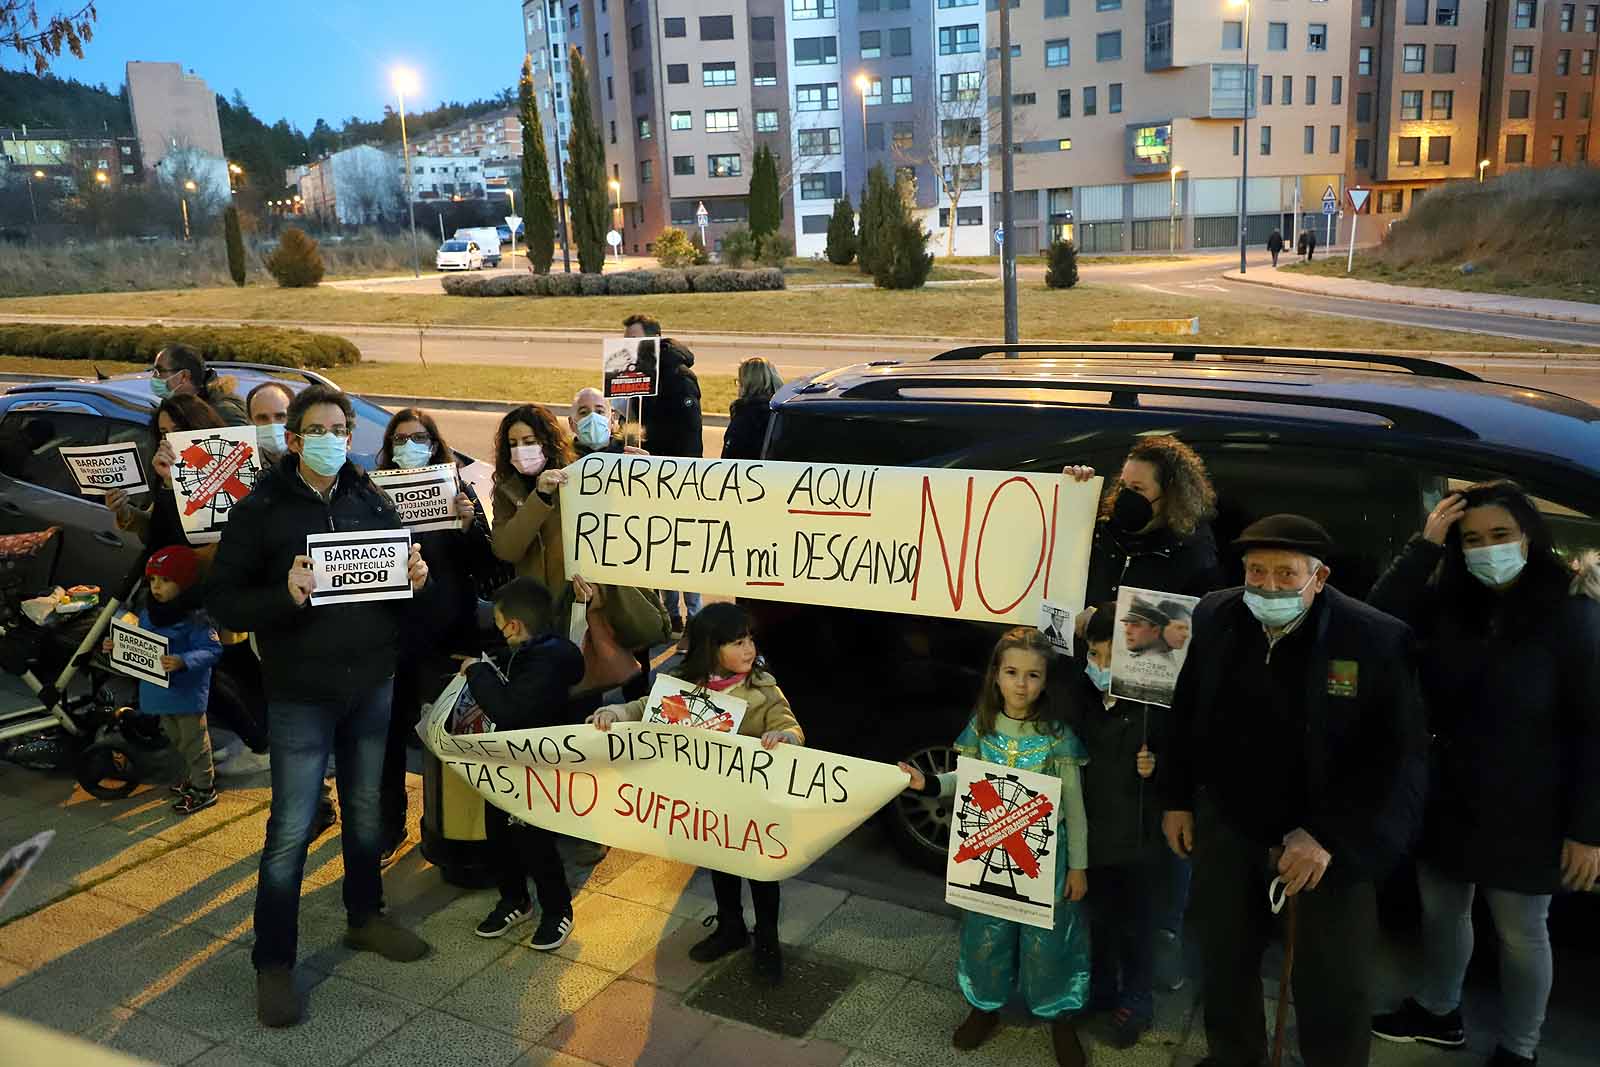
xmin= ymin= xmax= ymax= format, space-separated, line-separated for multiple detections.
xmin=1369 ymin=480 xmax=1600 ymax=1067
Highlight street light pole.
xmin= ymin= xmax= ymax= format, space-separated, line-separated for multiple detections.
xmin=26 ymin=170 xmax=42 ymax=226
xmin=999 ymin=0 xmax=1019 ymax=345
xmin=855 ymin=73 xmax=870 ymax=169
xmin=1478 ymin=158 xmax=1490 ymax=183
xmin=393 ymin=69 xmax=421 ymax=278
xmin=1234 ymin=0 xmax=1253 ymax=275
xmin=550 ymin=41 xmax=572 ymax=273
xmin=1169 ymin=164 xmax=1182 ymax=253
xmin=181 ymin=179 xmax=196 ymax=241
xmin=608 ymin=178 xmax=621 ymax=262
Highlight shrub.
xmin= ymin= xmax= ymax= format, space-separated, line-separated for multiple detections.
xmin=1045 ymin=239 xmax=1080 ymax=289
xmin=858 ymin=165 xmax=897 ymax=276
xmin=757 ymin=232 xmax=794 ymax=267
xmin=606 ymin=270 xmax=655 ymax=296
xmin=654 ymin=227 xmax=699 ymax=268
xmin=578 ymin=272 xmax=608 ymax=296
xmin=742 ymin=268 xmax=786 ymax=291
xmin=688 ymin=232 xmax=712 ymax=265
xmin=264 ymin=227 xmax=325 ymax=288
xmin=0 ymin=323 xmax=359 ymax=369
xmin=546 ymin=272 xmax=583 ymax=296
xmin=719 ymin=227 xmax=758 ymax=268
xmin=438 ymin=267 xmax=782 ymax=297
xmin=688 ymin=269 xmax=738 ymax=292
xmin=649 ymin=269 xmax=690 ymax=294
xmin=224 ymin=206 xmax=246 ymax=287
xmin=825 ymin=195 xmax=857 ymax=265
xmin=872 ymin=216 xmax=934 ymax=290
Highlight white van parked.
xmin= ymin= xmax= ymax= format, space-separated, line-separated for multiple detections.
xmin=452 ymin=228 xmax=502 ymax=267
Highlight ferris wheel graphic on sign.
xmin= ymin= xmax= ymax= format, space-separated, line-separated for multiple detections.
xmin=953 ymin=770 xmax=1056 ymax=900
xmin=171 ymin=431 xmax=259 ymax=527
xmin=643 ymin=675 xmax=748 ymax=733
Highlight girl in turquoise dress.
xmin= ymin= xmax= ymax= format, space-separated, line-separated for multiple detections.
xmin=901 ymin=626 xmax=1092 ymax=1067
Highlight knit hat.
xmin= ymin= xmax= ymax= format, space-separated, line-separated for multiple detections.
xmin=1232 ymin=514 xmax=1336 ymax=558
xmin=146 ymin=545 xmax=201 ymax=590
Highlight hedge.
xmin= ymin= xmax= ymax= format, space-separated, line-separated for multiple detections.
xmin=441 ymin=267 xmax=785 ymax=298
xmin=0 ymin=323 xmax=362 ymax=369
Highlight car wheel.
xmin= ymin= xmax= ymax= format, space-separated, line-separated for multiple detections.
xmin=75 ymin=740 xmax=140 ymax=799
xmin=885 ymin=740 xmax=959 ymax=872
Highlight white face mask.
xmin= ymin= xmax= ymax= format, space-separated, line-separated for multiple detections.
xmin=1463 ymin=541 xmax=1527 ymax=587
xmin=511 ymin=443 xmax=547 ymax=477
xmin=255 ymin=422 xmax=286 ymax=459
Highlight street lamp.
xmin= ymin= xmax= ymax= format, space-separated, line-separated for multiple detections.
xmin=227 ymin=161 xmax=243 ymax=195
xmin=1231 ymin=0 xmax=1253 ymax=274
xmin=25 ymin=169 xmax=44 ymax=226
xmin=854 ymin=74 xmax=871 ymax=166
xmin=1478 ymin=158 xmax=1490 ymax=183
xmin=392 ymin=66 xmax=422 ymax=277
xmin=181 ymin=179 xmax=197 ymax=241
xmin=1169 ymin=164 xmax=1183 ymax=253
xmin=607 ymin=178 xmax=621 ymax=261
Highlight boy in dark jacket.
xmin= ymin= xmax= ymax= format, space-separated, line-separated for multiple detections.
xmin=464 ymin=577 xmax=584 ymax=947
xmin=1077 ymin=603 xmax=1164 ymax=1048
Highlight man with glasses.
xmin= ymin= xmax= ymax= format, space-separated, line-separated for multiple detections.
xmin=151 ymin=343 xmax=249 ymax=426
xmin=209 ymin=385 xmax=433 ymax=1028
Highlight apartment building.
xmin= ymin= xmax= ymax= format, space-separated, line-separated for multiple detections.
xmin=412 ymin=109 xmax=523 ymax=158
xmin=1 ymin=127 xmax=142 ymax=191
xmin=522 ymin=0 xmax=579 ymax=214
xmin=1482 ymin=0 xmax=1598 ymax=170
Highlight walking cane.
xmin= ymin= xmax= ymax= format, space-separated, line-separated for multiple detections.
xmin=1267 ymin=873 xmax=1298 ymax=1067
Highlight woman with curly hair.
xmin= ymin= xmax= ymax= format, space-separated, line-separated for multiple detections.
xmin=489 ymin=403 xmax=577 ymax=594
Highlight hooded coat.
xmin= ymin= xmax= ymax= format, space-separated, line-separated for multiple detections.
xmin=642 ymin=338 xmax=703 ymax=459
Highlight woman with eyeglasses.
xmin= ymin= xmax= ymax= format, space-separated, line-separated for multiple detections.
xmin=373 ymin=408 xmax=492 ymax=861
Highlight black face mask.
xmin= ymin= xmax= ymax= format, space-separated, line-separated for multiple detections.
xmin=1110 ymin=487 xmax=1155 ymax=533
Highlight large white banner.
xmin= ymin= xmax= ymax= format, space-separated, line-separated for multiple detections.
xmin=167 ymin=426 xmax=261 ymax=545
xmin=560 ymin=454 xmax=1100 ymax=624
xmin=421 ymin=686 xmax=908 ymax=880
xmin=946 ymin=757 xmax=1061 ymax=929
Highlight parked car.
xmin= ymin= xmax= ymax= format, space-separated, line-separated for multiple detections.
xmin=749 ymin=343 xmax=1600 ymax=872
xmin=435 ymin=239 xmax=484 ymax=272
xmin=452 ymin=228 xmax=503 ymax=267
xmin=495 ymin=222 xmax=524 ymax=245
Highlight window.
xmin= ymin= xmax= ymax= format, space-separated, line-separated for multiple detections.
xmin=1552 ymin=135 xmax=1565 ymax=163
xmin=1303 ymin=125 xmax=1315 ymax=153
xmin=637 ymin=117 xmax=652 ymax=139
xmin=1398 ymin=135 xmax=1421 ymax=165
xmin=606 ymin=76 xmax=614 ymax=100
xmin=1427 ymin=135 xmax=1451 ymax=164
xmin=1233 ymin=126 xmax=1240 ymax=155
xmin=0 ymin=411 xmax=136 ymax=498
xmin=860 ymin=0 xmax=877 ymax=9
xmin=1358 ymin=46 xmax=1374 ymax=75
xmin=701 ymin=15 xmax=734 ymax=39
xmin=940 ymin=25 xmax=980 ymax=54
xmin=1509 ymin=90 xmax=1530 ymax=118
xmin=756 ymin=109 xmax=779 ymax=131
xmin=1514 ymin=0 xmax=1536 ymax=28
xmin=890 ymin=27 xmax=912 ymax=56
xmin=865 ymin=76 xmax=882 ymax=105
xmin=1401 ymin=90 xmax=1422 ymax=120
xmin=1268 ymin=22 xmax=1287 ymax=50
xmin=754 ymin=62 xmax=778 ymax=86
xmin=1589 ymin=4 xmax=1599 ymax=30
xmin=1260 ymin=125 xmax=1272 ymax=155
xmin=1506 ymin=134 xmax=1527 ymax=163
xmin=1096 ymin=0 xmax=1120 ymax=8
xmin=1282 ymin=76 xmax=1293 ymax=105
xmin=1330 ymin=124 xmax=1341 ymax=154
xmin=1306 ymin=76 xmax=1317 ymax=105
xmin=1555 ymin=91 xmax=1569 ymax=119
xmin=1083 ymin=86 xmax=1097 ymax=115
xmin=942 ymin=117 xmax=981 ymax=145
xmin=1096 ymin=30 xmax=1122 ymax=61
xmin=938 ymin=0 xmax=979 ymax=5
xmin=802 ymin=214 xmax=831 ymax=234
xmin=941 ymin=162 xmax=982 ymax=189
xmin=1557 ymin=49 xmax=1571 ymax=75
xmin=1586 ymin=50 xmax=1596 ymax=76
xmin=1262 ymin=74 xmax=1273 ymax=105
xmin=891 ymin=75 xmax=912 ymax=103
xmin=1046 ymin=0 xmax=1068 ymax=15
xmin=604 ymin=32 xmax=610 ymax=55
xmin=1361 ymin=0 xmax=1375 ymax=26
xmin=792 ymin=0 xmax=835 ymax=18
xmin=986 ymin=44 xmax=1021 ymax=60
xmin=1431 ymin=90 xmax=1454 ymax=119
xmin=640 ymin=159 xmax=653 ymax=183
xmin=941 ymin=71 xmax=981 ymax=102
xmin=1109 ymin=83 xmax=1122 ymax=113
xmin=664 ymin=16 xmax=684 ymax=37
xmin=801 ymin=172 xmax=844 ymax=199
xmin=1332 ymin=76 xmax=1342 ymax=105
xmin=631 ymin=68 xmax=648 ymax=95
xmin=706 ymin=109 xmax=740 ymax=132
xmin=1222 ymin=20 xmax=1242 ymax=49
xmin=1308 ymin=24 xmax=1327 ymax=51
xmin=1512 ymin=46 xmax=1533 ymax=74
xmin=795 ymin=37 xmax=838 ymax=65
xmin=865 ymin=121 xmax=883 ymax=149
xmin=798 ymin=127 xmax=842 ymax=155
xmin=1377 ymin=190 xmax=1403 ymax=213
xmin=1057 ymin=88 xmax=1072 ymax=117
xmin=671 ymin=110 xmax=692 ymax=130
xmin=752 ymin=15 xmax=775 ymax=40
xmin=1562 ymin=4 xmax=1575 ymax=30
xmin=939 ymin=205 xmax=985 ymax=226
xmin=1406 ymin=0 xmax=1427 ymax=22
xmin=673 ymin=155 xmax=695 ymax=175
xmin=860 ymin=29 xmax=881 ymax=57
xmin=709 ymin=153 xmax=741 ymax=177
xmin=668 ymin=64 xmax=689 ymax=84
xmin=893 ymin=121 xmax=915 ymax=150
xmin=1436 ymin=1 xmax=1458 ymax=24
xmin=1584 ymin=91 xmax=1594 ymax=118
xmin=1403 ymin=44 xmax=1425 ymax=73
xmin=1578 ymin=134 xmax=1589 ymax=161
xmin=704 ymin=62 xmax=737 ymax=86
xmin=1354 ymin=137 xmax=1371 ymax=168
xmin=796 ymin=83 xmax=839 ymax=110
xmin=1046 ymin=39 xmax=1071 ymax=66
xmin=1435 ymin=44 xmax=1456 ymax=73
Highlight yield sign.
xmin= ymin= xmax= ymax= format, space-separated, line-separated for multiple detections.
xmin=1347 ymin=187 xmax=1370 ymax=212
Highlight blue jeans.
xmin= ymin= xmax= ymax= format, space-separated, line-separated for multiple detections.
xmin=662 ymin=590 xmax=701 ymax=624
xmin=1415 ymin=863 xmax=1553 ymax=1059
xmin=252 ymin=681 xmax=393 ymax=971
xmin=1155 ymin=846 xmax=1193 ymax=937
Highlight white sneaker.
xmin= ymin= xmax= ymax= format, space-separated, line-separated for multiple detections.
xmin=216 ymin=749 xmax=272 ymax=777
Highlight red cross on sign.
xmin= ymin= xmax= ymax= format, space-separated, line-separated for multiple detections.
xmin=952 ymin=778 xmax=1054 ymax=878
xmin=179 ymin=440 xmax=255 ymax=517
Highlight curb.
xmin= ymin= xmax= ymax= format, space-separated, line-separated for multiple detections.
xmin=1220 ymin=270 xmax=1600 ymax=328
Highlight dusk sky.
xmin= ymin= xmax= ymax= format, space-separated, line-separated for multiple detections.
xmin=29 ymin=0 xmax=524 ymax=130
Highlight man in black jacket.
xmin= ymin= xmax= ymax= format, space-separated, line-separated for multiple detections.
xmin=208 ymin=385 xmax=433 ymax=1028
xmin=1162 ymin=515 xmax=1427 ymax=1067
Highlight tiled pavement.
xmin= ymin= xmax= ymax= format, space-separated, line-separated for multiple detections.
xmin=1 ymin=765 xmax=1595 ymax=1067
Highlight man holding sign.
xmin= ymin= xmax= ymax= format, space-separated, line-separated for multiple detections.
xmin=208 ymin=385 xmax=432 ymax=1029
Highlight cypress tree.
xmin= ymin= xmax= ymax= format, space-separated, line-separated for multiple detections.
xmin=749 ymin=145 xmax=781 ymax=241
xmin=223 ymin=205 xmax=246 ymax=287
xmin=857 ymin=164 xmax=895 ymax=275
xmin=564 ymin=45 xmax=609 ymax=274
xmin=824 ymin=193 xmax=857 ymax=265
xmin=519 ymin=53 xmax=556 ymax=274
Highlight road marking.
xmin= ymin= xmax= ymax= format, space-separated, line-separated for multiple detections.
xmin=1137 ymin=284 xmax=1185 ymax=297
xmin=1180 ymin=283 xmax=1228 ymax=292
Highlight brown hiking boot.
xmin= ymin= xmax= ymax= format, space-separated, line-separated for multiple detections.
xmin=1050 ymin=1017 xmax=1087 ymax=1067
xmin=952 ymin=1008 xmax=1000 ymax=1050
xmin=344 ymin=915 xmax=430 ymax=962
xmin=256 ymin=967 xmax=301 ymax=1028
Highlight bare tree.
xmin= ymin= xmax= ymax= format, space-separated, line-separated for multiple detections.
xmin=338 ymin=149 xmax=402 ymax=226
xmin=730 ymin=105 xmax=838 ymax=199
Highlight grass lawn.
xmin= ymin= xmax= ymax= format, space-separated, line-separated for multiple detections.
xmin=0 ymin=281 xmax=1581 ymax=353
xmin=1287 ymin=256 xmax=1600 ymax=306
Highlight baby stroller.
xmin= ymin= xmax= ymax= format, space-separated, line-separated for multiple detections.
xmin=0 ymin=527 xmax=170 ymax=799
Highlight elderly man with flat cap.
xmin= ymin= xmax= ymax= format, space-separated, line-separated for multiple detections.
xmin=1162 ymin=515 xmax=1427 ymax=1067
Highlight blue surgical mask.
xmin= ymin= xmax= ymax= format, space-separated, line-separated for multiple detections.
xmin=1244 ymin=574 xmax=1317 ymax=629
xmin=576 ymin=411 xmax=612 ymax=450
xmin=1464 ymin=541 xmax=1526 ymax=587
xmin=150 ymin=375 xmax=172 ymax=400
xmin=393 ymin=440 xmax=434 ymax=469
xmin=255 ymin=422 xmax=286 ymax=458
xmin=299 ymin=433 xmax=347 ymax=477
xmin=1085 ymin=661 xmax=1111 ymax=692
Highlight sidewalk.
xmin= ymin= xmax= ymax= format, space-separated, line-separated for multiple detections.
xmin=1223 ymin=268 xmax=1600 ymax=326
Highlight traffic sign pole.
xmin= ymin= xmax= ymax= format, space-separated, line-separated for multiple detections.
xmin=1345 ymin=186 xmax=1370 ymax=273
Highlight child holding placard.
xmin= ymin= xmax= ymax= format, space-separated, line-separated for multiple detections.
xmin=589 ymin=602 xmax=803 ymax=984
xmin=899 ymin=627 xmax=1092 ymax=1067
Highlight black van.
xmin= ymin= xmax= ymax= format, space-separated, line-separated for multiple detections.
xmin=749 ymin=344 xmax=1600 ymax=869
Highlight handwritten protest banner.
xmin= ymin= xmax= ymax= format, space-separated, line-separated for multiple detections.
xmin=422 ymin=697 xmax=908 ymax=881
xmin=59 ymin=442 xmax=148 ymax=496
xmin=167 ymin=426 xmax=260 ymax=545
xmin=1108 ymin=586 xmax=1198 ymax=708
xmin=644 ymin=675 xmax=747 ymax=734
xmin=110 ymin=618 xmax=169 ymax=688
xmin=603 ymin=337 xmax=659 ymax=399
xmin=560 ymin=454 xmax=1100 ymax=625
xmin=946 ymin=757 xmax=1060 ymax=929
xmin=370 ymin=463 xmax=460 ymax=532
xmin=306 ymin=530 xmax=413 ymax=606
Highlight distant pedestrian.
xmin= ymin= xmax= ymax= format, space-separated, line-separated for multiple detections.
xmin=1304 ymin=229 xmax=1319 ymax=261
xmin=1296 ymin=231 xmax=1308 ymax=259
xmin=1267 ymin=230 xmax=1284 ymax=268
xmin=722 ymin=357 xmax=784 ymax=461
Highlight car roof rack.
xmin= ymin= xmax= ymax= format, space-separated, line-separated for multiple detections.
xmin=928 ymin=343 xmax=1482 ymax=382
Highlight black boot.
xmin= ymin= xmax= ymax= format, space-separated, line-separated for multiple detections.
xmin=752 ymin=925 xmax=783 ymax=984
xmin=689 ymin=913 xmax=749 ymax=963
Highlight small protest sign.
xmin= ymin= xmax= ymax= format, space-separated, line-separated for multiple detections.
xmin=0 ymin=829 xmax=55 ymax=916
xmin=167 ymin=426 xmax=261 ymax=545
xmin=602 ymin=337 xmax=660 ymax=399
xmin=110 ymin=618 xmax=170 ymax=688
xmin=306 ymin=529 xmax=414 ymax=606
xmin=1038 ymin=599 xmax=1073 ymax=658
xmin=946 ymin=756 xmax=1060 ymax=929
xmin=644 ymin=675 xmax=747 ymax=734
xmin=1108 ymin=586 xmax=1199 ymax=707
xmin=371 ymin=463 xmax=460 ymax=532
xmin=59 ymin=442 xmax=148 ymax=496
